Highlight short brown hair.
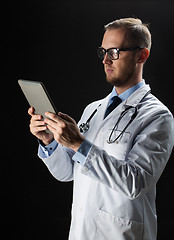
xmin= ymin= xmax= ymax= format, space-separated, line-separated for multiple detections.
xmin=104 ymin=18 xmax=152 ymax=51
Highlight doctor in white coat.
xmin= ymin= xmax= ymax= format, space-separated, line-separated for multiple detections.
xmin=28 ymin=18 xmax=174 ymax=240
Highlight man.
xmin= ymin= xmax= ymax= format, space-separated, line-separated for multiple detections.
xmin=28 ymin=18 xmax=174 ymax=240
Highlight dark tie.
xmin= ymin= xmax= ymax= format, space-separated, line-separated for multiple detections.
xmin=104 ymin=96 xmax=122 ymax=119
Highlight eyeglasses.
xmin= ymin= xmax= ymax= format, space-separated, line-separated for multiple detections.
xmin=97 ymin=46 xmax=142 ymax=60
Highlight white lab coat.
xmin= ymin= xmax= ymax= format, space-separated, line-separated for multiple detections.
xmin=39 ymin=84 xmax=174 ymax=240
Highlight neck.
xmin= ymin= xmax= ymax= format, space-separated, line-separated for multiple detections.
xmin=115 ymin=79 xmax=142 ymax=95
xmin=115 ymin=69 xmax=143 ymax=95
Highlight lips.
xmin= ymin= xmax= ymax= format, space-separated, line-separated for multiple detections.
xmin=106 ymin=68 xmax=114 ymax=73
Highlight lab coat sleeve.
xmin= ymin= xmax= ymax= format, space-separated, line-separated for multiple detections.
xmin=38 ymin=143 xmax=75 ymax=182
xmin=37 ymin=102 xmax=96 ymax=182
xmin=38 ymin=140 xmax=58 ymax=158
xmin=81 ymin=110 xmax=174 ymax=199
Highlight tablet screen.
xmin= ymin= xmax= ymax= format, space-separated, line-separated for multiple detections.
xmin=18 ymin=79 xmax=57 ymax=119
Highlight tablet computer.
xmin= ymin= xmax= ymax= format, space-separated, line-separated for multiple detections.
xmin=18 ymin=79 xmax=57 ymax=119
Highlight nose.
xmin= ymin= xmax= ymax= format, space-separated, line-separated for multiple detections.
xmin=102 ymin=53 xmax=113 ymax=65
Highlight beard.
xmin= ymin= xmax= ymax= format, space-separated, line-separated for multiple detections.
xmin=105 ymin=62 xmax=137 ymax=87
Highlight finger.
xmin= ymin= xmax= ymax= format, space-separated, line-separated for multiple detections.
xmin=46 ymin=124 xmax=56 ymax=134
xmin=33 ymin=125 xmax=47 ymax=133
xmin=45 ymin=112 xmax=76 ymax=125
xmin=30 ymin=114 xmax=43 ymax=122
xmin=28 ymin=107 xmax=35 ymax=116
xmin=58 ymin=112 xmax=76 ymax=124
xmin=29 ymin=121 xmax=47 ymax=135
xmin=30 ymin=120 xmax=45 ymax=128
xmin=44 ymin=118 xmax=60 ymax=129
xmin=45 ymin=112 xmax=66 ymax=128
xmin=45 ymin=112 xmax=59 ymax=121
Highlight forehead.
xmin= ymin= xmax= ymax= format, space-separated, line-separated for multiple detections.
xmin=101 ymin=28 xmax=129 ymax=49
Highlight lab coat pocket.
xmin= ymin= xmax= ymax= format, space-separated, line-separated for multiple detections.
xmin=103 ymin=130 xmax=131 ymax=161
xmin=95 ymin=209 xmax=143 ymax=240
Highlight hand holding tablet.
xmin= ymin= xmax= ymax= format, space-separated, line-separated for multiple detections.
xmin=18 ymin=79 xmax=84 ymax=150
xmin=18 ymin=79 xmax=57 ymax=144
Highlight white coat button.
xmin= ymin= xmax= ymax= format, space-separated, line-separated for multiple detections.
xmin=80 ymin=208 xmax=83 ymax=212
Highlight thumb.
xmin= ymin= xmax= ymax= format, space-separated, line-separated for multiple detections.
xmin=28 ymin=106 xmax=35 ymax=116
xmin=58 ymin=112 xmax=76 ymax=124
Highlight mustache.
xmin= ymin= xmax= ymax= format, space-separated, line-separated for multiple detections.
xmin=104 ymin=64 xmax=115 ymax=70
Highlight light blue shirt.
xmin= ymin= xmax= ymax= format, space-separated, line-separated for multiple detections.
xmin=38 ymin=81 xmax=145 ymax=162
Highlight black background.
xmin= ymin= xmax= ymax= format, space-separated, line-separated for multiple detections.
xmin=2 ymin=0 xmax=174 ymax=239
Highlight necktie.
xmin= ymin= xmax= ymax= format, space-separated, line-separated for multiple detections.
xmin=104 ymin=96 xmax=122 ymax=119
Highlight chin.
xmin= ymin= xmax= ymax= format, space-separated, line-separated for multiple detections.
xmin=106 ymin=75 xmax=122 ymax=87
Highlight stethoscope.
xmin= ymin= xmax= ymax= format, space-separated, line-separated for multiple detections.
xmin=79 ymin=104 xmax=101 ymax=133
xmin=106 ymin=106 xmax=137 ymax=144
xmin=79 ymin=90 xmax=151 ymax=144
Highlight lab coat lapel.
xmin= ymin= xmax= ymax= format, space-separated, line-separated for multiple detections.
xmin=123 ymin=84 xmax=151 ymax=108
xmin=105 ymin=84 xmax=151 ymax=120
xmin=84 ymin=94 xmax=110 ymax=141
xmin=97 ymin=94 xmax=111 ymax=120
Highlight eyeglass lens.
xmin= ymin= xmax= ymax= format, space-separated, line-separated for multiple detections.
xmin=97 ymin=48 xmax=119 ymax=60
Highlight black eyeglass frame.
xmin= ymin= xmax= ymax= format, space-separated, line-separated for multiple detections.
xmin=97 ymin=46 xmax=143 ymax=60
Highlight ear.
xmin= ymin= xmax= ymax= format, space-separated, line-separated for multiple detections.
xmin=137 ymin=48 xmax=150 ymax=63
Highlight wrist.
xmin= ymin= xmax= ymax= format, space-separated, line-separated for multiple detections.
xmin=38 ymin=138 xmax=54 ymax=146
xmin=43 ymin=134 xmax=54 ymax=146
xmin=71 ymin=136 xmax=85 ymax=152
xmin=42 ymin=140 xmax=53 ymax=146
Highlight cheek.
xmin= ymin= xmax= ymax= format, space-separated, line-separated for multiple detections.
xmin=114 ymin=61 xmax=125 ymax=75
xmin=117 ymin=56 xmax=135 ymax=73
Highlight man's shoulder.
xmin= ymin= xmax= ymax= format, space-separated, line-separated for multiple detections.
xmin=138 ymin=93 xmax=174 ymax=127
xmin=145 ymin=93 xmax=172 ymax=115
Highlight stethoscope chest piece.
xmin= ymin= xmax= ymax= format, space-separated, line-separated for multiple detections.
xmin=79 ymin=122 xmax=90 ymax=133
xmin=79 ymin=103 xmax=101 ymax=134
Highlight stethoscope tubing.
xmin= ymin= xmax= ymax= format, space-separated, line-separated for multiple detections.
xmin=79 ymin=90 xmax=151 ymax=143
xmin=107 ymin=106 xmax=138 ymax=144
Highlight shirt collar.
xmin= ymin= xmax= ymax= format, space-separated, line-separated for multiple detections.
xmin=109 ymin=80 xmax=145 ymax=103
